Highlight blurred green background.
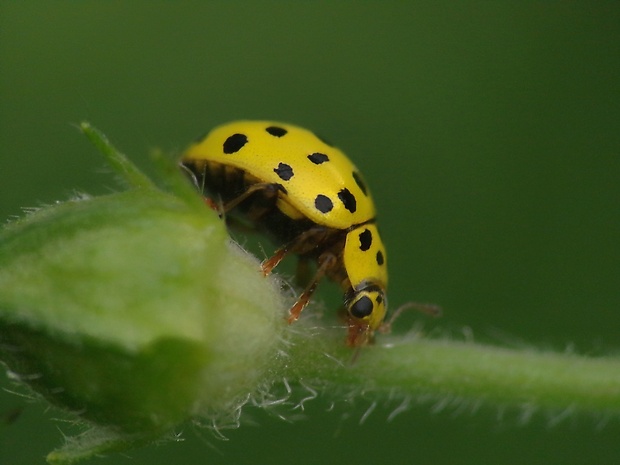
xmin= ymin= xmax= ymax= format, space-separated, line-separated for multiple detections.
xmin=1 ymin=2 xmax=619 ymax=464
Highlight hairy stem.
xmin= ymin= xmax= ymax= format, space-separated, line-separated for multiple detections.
xmin=281 ymin=327 xmax=620 ymax=417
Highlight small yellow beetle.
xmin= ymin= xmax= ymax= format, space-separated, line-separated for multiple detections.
xmin=182 ymin=121 xmax=389 ymax=346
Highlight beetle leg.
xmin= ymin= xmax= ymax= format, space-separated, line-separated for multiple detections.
xmin=261 ymin=246 xmax=289 ymax=276
xmin=261 ymin=227 xmax=330 ymax=276
xmin=220 ymin=182 xmax=280 ymax=214
xmin=287 ymin=253 xmax=336 ymax=324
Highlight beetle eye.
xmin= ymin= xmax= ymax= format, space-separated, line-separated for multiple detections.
xmin=349 ymin=295 xmax=373 ymax=319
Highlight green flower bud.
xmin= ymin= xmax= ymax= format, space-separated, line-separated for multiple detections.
xmin=0 ymin=124 xmax=286 ymax=463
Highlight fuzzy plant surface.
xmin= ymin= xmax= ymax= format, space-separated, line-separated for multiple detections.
xmin=0 ymin=124 xmax=619 ymax=464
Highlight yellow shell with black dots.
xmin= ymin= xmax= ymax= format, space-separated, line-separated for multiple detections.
xmin=182 ymin=121 xmax=388 ymax=346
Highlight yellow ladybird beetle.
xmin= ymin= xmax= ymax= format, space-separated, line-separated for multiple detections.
xmin=182 ymin=121 xmax=389 ymax=347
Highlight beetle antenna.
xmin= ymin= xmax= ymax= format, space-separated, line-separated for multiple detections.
xmin=379 ymin=301 xmax=442 ymax=334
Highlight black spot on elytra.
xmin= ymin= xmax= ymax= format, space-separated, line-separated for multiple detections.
xmin=314 ymin=194 xmax=333 ymax=213
xmin=338 ymin=188 xmax=357 ymax=213
xmin=307 ymin=152 xmax=329 ymax=164
xmin=359 ymin=229 xmax=372 ymax=251
xmin=266 ymin=126 xmax=287 ymax=137
xmin=274 ymin=162 xmax=294 ymax=181
xmin=223 ymin=133 xmax=247 ymax=154
xmin=376 ymin=250 xmax=385 ymax=266
xmin=350 ymin=296 xmax=373 ymax=318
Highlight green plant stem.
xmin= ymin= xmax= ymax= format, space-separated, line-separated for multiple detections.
xmin=282 ymin=327 xmax=620 ymax=417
